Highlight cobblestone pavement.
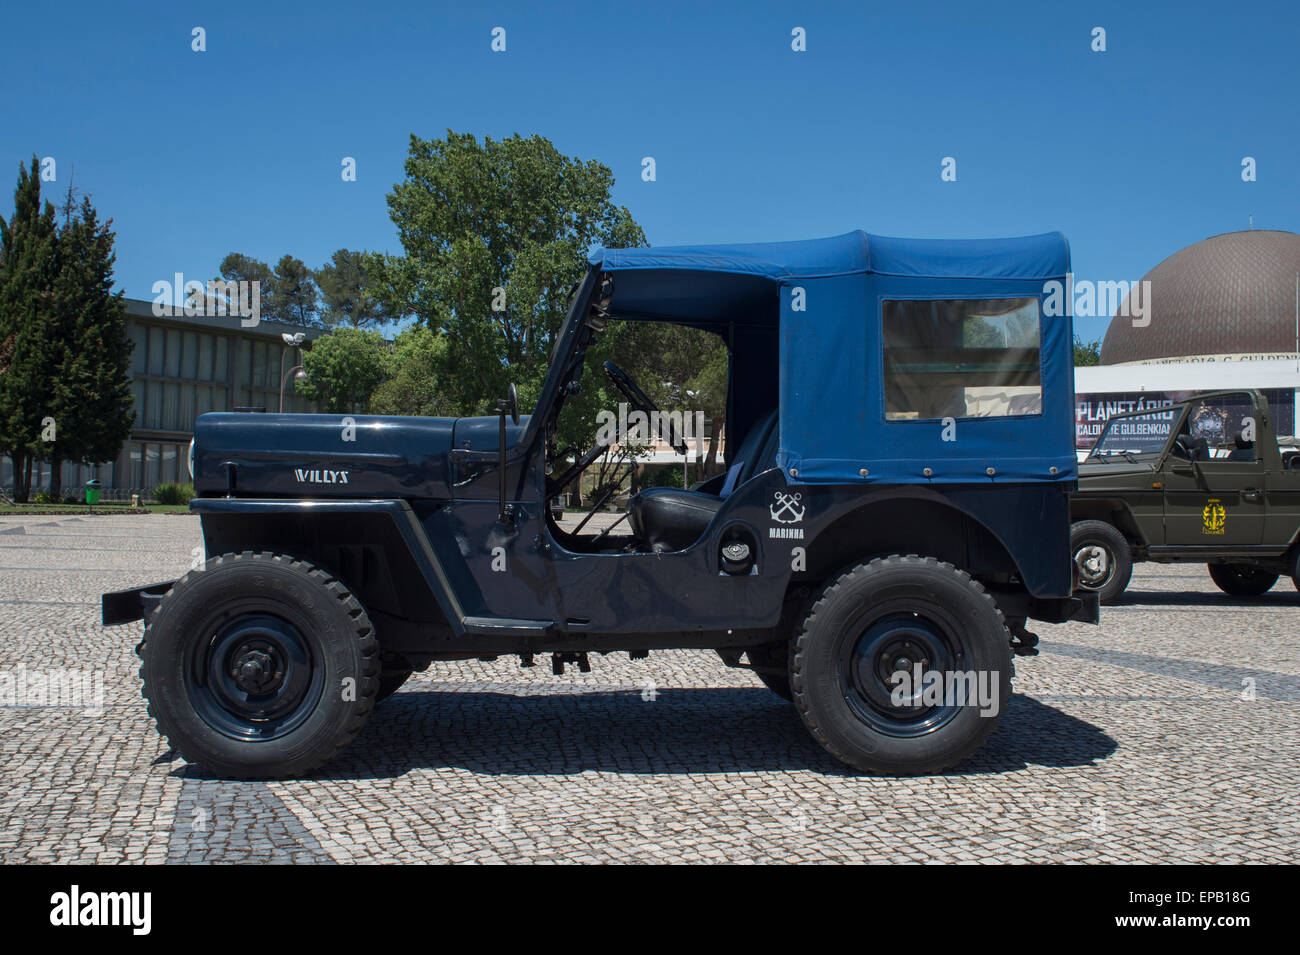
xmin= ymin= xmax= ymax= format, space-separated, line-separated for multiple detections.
xmin=1 ymin=513 xmax=1297 ymax=863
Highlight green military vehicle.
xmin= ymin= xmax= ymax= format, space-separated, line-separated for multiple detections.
xmin=1071 ymin=389 xmax=1300 ymax=603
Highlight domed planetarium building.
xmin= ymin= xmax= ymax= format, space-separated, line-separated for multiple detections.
xmin=1074 ymin=229 xmax=1300 ymax=450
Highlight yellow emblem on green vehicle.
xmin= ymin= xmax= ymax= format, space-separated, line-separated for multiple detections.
xmin=1202 ymin=499 xmax=1227 ymax=535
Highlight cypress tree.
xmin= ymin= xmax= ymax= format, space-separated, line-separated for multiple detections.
xmin=50 ymin=196 xmax=132 ymax=489
xmin=0 ymin=157 xmax=59 ymax=502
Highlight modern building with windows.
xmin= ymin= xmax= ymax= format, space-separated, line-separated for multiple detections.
xmin=3 ymin=297 xmax=321 ymax=498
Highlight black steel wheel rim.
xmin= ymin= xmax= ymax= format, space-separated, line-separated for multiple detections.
xmin=838 ymin=607 xmax=967 ymax=738
xmin=186 ymin=610 xmax=324 ymax=741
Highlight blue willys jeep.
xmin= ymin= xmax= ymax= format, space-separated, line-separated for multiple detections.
xmin=103 ymin=230 xmax=1097 ymax=778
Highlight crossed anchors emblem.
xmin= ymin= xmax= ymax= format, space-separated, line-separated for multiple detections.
xmin=771 ymin=491 xmax=805 ymax=524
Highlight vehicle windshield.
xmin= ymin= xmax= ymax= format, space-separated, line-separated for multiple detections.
xmin=1087 ymin=407 xmax=1181 ymax=461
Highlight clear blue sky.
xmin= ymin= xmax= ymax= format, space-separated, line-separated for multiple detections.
xmin=2 ymin=0 xmax=1295 ymax=342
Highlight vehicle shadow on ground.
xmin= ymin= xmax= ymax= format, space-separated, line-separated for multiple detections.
xmin=1111 ymin=588 xmax=1299 ymax=608
xmin=264 ymin=688 xmax=1118 ymax=781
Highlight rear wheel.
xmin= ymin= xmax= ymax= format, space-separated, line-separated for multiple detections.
xmin=1071 ymin=520 xmax=1133 ymax=605
xmin=1208 ymin=562 xmax=1278 ymax=596
xmin=139 ymin=552 xmax=380 ymax=779
xmin=791 ymin=556 xmax=1011 ymax=775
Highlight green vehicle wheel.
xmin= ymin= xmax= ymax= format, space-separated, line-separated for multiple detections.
xmin=1070 ymin=520 xmax=1133 ymax=605
xmin=1208 ymin=563 xmax=1278 ymax=597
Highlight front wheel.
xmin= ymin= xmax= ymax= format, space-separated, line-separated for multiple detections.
xmin=791 ymin=556 xmax=1011 ymax=775
xmin=1070 ymin=520 xmax=1133 ymax=605
xmin=1208 ymin=562 xmax=1278 ymax=596
xmin=139 ymin=552 xmax=380 ymax=779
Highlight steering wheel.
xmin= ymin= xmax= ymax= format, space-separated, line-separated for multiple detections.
xmin=602 ymin=360 xmax=687 ymax=454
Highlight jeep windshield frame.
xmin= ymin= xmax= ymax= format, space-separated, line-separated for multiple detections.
xmin=528 ymin=268 xmax=603 ymax=451
xmin=535 ymin=263 xmax=779 ymax=482
xmin=1086 ymin=403 xmax=1189 ymax=463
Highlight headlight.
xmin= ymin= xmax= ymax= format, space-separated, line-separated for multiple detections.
xmin=187 ymin=438 xmax=195 ymax=479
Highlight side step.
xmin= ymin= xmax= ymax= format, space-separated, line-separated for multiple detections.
xmin=461 ymin=617 xmax=554 ymax=636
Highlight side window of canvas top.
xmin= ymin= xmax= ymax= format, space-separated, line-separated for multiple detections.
xmin=882 ymin=297 xmax=1042 ymax=421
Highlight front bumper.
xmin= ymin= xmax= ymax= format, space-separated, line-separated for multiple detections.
xmin=101 ymin=581 xmax=176 ymax=626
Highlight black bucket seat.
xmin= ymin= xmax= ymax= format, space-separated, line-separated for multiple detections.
xmin=628 ymin=409 xmax=779 ymax=551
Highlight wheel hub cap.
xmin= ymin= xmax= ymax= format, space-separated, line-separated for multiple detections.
xmin=1075 ymin=544 xmax=1111 ymax=587
xmin=231 ymin=645 xmax=281 ymax=694
xmin=188 ymin=612 xmax=322 ymax=741
xmin=841 ymin=613 xmax=963 ymax=738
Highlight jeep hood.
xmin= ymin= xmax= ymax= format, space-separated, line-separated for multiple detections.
xmin=1077 ymin=459 xmax=1157 ymax=481
xmin=191 ymin=412 xmax=527 ymax=500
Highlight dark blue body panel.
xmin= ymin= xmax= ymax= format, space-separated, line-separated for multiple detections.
xmin=192 ymin=465 xmax=1076 ymax=652
xmin=193 ymin=412 xmax=533 ymax=502
xmin=183 ymin=232 xmax=1092 ymax=655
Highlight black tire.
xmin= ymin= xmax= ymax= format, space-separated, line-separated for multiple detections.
xmin=376 ymin=668 xmax=413 ymax=702
xmin=755 ymin=670 xmax=793 ymax=701
xmin=791 ymin=556 xmax=1011 ymax=775
xmin=139 ymin=551 xmax=380 ymax=779
xmin=1208 ymin=563 xmax=1278 ymax=597
xmin=745 ymin=643 xmax=793 ymax=702
xmin=1070 ymin=520 xmax=1133 ymax=605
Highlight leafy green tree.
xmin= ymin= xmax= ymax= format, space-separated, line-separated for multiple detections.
xmin=267 ymin=254 xmax=320 ymax=326
xmin=369 ymin=325 xmax=455 ymax=417
xmin=217 ymin=252 xmax=274 ymax=292
xmin=216 ymin=253 xmax=321 ymax=327
xmin=213 ymin=251 xmax=274 ymax=319
xmin=317 ymin=249 xmax=389 ymax=328
xmin=684 ymin=339 xmax=729 ymax=475
xmin=44 ymin=196 xmax=133 ymax=493
xmin=370 ymin=130 xmax=644 ymax=449
xmin=611 ymin=322 xmax=729 ymax=476
xmin=0 ymin=157 xmax=59 ymax=502
xmin=1074 ymin=335 xmax=1101 ymax=366
xmin=963 ymin=316 xmax=1003 ymax=348
xmin=295 ymin=326 xmax=389 ymax=413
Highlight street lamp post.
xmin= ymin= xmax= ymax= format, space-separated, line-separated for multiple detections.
xmin=279 ymin=332 xmax=307 ymax=412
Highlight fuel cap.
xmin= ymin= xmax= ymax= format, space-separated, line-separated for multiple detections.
xmin=722 ymin=542 xmax=750 ymax=562
xmin=721 ymin=541 xmax=752 ymax=574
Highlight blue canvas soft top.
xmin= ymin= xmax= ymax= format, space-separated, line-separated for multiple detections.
xmin=591 ymin=230 xmax=1069 ymax=282
xmin=588 ymin=230 xmax=1077 ymax=486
